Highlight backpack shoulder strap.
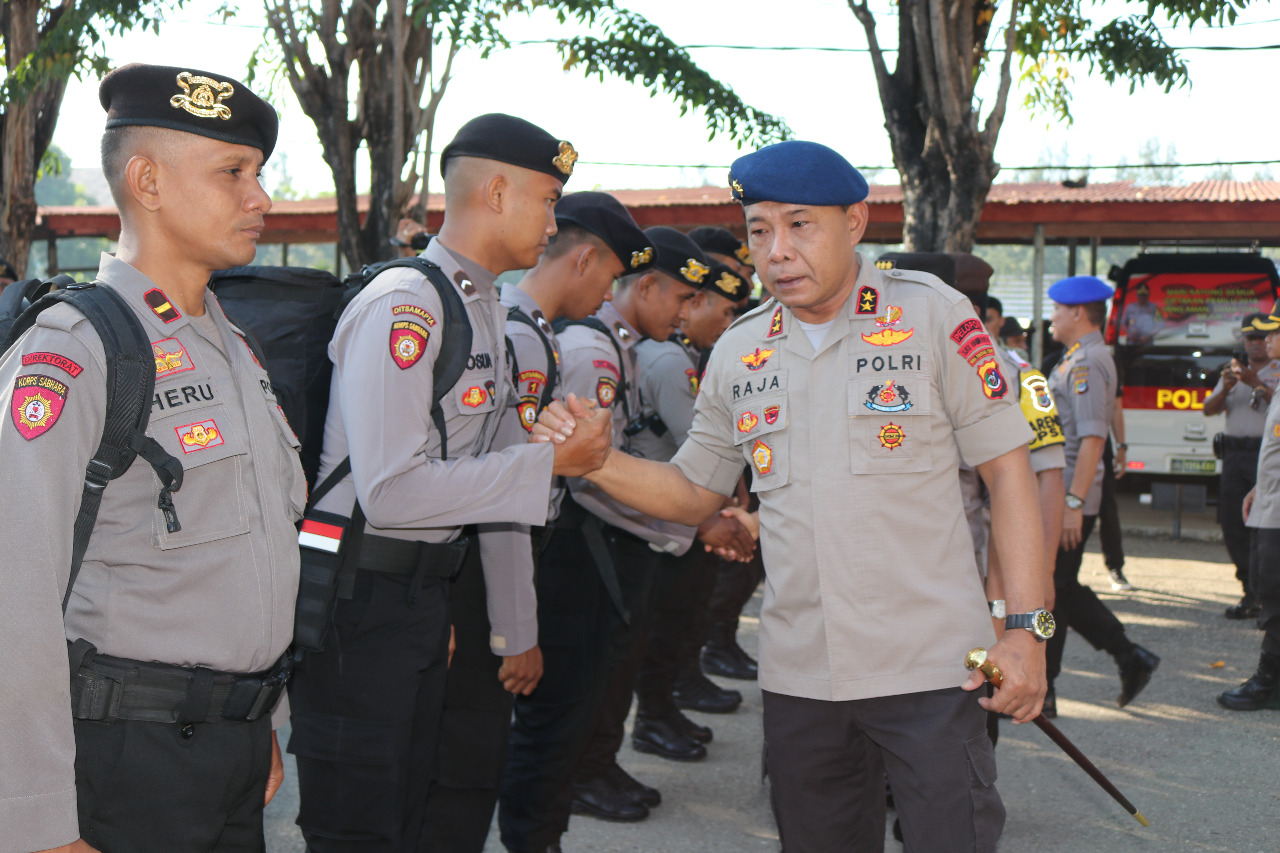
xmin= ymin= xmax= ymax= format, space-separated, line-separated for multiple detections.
xmin=506 ymin=306 xmax=559 ymax=412
xmin=7 ymin=283 xmax=184 ymax=613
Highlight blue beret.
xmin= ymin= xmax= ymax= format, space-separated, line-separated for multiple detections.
xmin=728 ymin=140 xmax=868 ymax=206
xmin=1048 ymin=275 xmax=1114 ymax=305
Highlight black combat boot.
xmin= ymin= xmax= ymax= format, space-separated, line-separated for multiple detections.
xmin=1116 ymin=644 xmax=1160 ymax=707
xmin=701 ymin=622 xmax=759 ymax=680
xmin=1218 ymin=653 xmax=1280 ymax=711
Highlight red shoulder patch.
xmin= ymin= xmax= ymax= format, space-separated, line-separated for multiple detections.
xmin=597 ymin=376 xmax=618 ymax=408
xmin=593 ymin=359 xmax=620 ymax=380
xmin=11 ymin=374 xmax=68 ymax=440
xmin=21 ymin=352 xmax=83 ymax=378
xmin=518 ymin=396 xmax=539 ymax=432
xmin=390 ymin=320 xmax=429 ymax=370
xmin=950 ymin=318 xmax=983 ymax=344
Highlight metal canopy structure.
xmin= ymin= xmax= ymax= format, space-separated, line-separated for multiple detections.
xmin=33 ymin=179 xmax=1280 ymax=258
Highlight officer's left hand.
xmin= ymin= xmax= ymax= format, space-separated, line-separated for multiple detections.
xmin=545 ymin=394 xmax=613 ymax=477
xmin=1061 ymin=506 xmax=1084 ymax=550
xmin=265 ymin=730 xmax=284 ymax=806
xmin=498 ymin=645 xmax=544 ymax=695
xmin=697 ymin=511 xmax=756 ymax=562
xmin=962 ymin=632 xmax=1046 ymax=723
xmin=449 ymin=625 xmax=457 ymax=668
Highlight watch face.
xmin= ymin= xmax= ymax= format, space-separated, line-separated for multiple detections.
xmin=1033 ymin=609 xmax=1056 ymax=639
xmin=1066 ymin=495 xmax=1084 ymax=509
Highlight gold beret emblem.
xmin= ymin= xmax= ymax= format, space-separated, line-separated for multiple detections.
xmin=170 ymin=72 xmax=234 ymax=120
xmin=734 ymin=244 xmax=752 ymax=265
xmin=731 ymin=179 xmax=744 ymax=197
xmin=714 ymin=272 xmax=740 ymax=296
xmin=553 ymin=141 xmax=578 ymax=175
xmin=630 ymin=247 xmax=654 ymax=269
xmin=681 ymin=259 xmax=711 ymax=285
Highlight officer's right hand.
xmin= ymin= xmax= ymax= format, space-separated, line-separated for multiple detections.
xmin=39 ymin=841 xmax=99 ymax=853
xmin=545 ymin=394 xmax=613 ymax=477
xmin=1222 ymin=361 xmax=1240 ymax=389
xmin=1243 ymin=487 xmax=1257 ymax=523
xmin=498 ymin=645 xmax=544 ymax=695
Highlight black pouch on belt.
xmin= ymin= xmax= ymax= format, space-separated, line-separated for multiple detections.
xmin=293 ymin=459 xmax=365 ymax=654
xmin=1213 ymin=431 xmax=1225 ymax=459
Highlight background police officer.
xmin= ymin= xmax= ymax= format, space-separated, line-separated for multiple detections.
xmin=1204 ymin=312 xmax=1280 ymax=620
xmin=0 ymin=63 xmax=302 ymax=852
xmin=1044 ymin=276 xmax=1159 ymax=712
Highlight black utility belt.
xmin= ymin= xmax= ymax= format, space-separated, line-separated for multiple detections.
xmin=356 ymin=533 xmax=470 ymax=580
xmin=1222 ymin=435 xmax=1263 ymax=452
xmin=68 ymin=639 xmax=290 ymax=724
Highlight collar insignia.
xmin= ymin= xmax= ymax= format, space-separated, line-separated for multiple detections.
xmin=553 ymin=141 xmax=578 ymax=175
xmin=856 ymin=286 xmax=879 ymax=315
xmin=144 ymin=288 xmax=182 ymax=323
xmin=170 ymin=72 xmax=234 ymax=120
xmin=614 ymin=322 xmax=632 ymax=343
xmin=768 ymin=305 xmax=783 ymax=338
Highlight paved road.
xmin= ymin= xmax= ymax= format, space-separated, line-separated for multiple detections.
xmin=266 ymin=535 xmax=1280 ymax=852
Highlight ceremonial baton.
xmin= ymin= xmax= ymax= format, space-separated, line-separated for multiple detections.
xmin=965 ymin=648 xmax=1150 ymax=827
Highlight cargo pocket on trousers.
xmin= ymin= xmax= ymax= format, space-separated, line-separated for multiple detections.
xmin=965 ymin=733 xmax=1005 ymax=850
xmin=288 ymin=711 xmax=407 ymax=840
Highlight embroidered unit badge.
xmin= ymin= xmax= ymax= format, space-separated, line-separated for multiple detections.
xmin=389 ymin=320 xmax=429 ymax=370
xmin=878 ymin=422 xmax=905 ymax=450
xmin=865 ymin=381 xmax=913 ymax=413
xmin=176 ymin=419 xmax=224 ymax=453
xmin=597 ymin=376 xmax=618 ymax=408
xmin=978 ymin=359 xmax=1009 ymax=399
xmin=751 ymin=439 xmax=773 ymax=474
xmin=461 ymin=387 xmax=487 ymax=408
xmin=740 ymin=347 xmax=775 ymax=371
xmin=764 ymin=404 xmax=780 ymax=424
xmin=11 ymin=375 xmax=68 ymax=440
xmin=737 ymin=411 xmax=758 ymax=433
xmin=861 ymin=327 xmax=914 ymax=347
xmin=152 ymin=338 xmax=195 ymax=379
xmin=393 ymin=304 xmax=436 ymax=326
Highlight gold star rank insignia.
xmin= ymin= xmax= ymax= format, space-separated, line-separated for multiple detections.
xmin=856 ymin=286 xmax=879 ymax=314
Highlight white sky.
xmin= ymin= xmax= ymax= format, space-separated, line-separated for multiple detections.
xmin=48 ymin=0 xmax=1280 ymax=199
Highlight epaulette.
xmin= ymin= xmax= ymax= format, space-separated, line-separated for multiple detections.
xmin=875 ymin=265 xmax=970 ymax=307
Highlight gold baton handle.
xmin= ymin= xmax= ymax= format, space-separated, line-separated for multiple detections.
xmin=965 ymin=648 xmax=1004 ymax=687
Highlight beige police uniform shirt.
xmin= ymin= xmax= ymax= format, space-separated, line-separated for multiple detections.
xmin=672 ymin=256 xmax=1031 ymax=701
xmin=313 ymin=239 xmax=554 ymax=655
xmin=0 ymin=255 xmax=306 ymax=852
xmin=1047 ymin=330 xmax=1115 ymax=515
xmin=1211 ymin=359 xmax=1280 ymax=437
xmin=562 ymin=303 xmax=685 ymax=551
xmin=1247 ymin=390 xmax=1280 ymax=529
xmin=629 ymin=336 xmax=703 ymax=554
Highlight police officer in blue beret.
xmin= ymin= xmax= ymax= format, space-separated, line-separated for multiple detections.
xmin=1044 ymin=275 xmax=1159 ymax=716
xmin=532 ymin=138 xmax=1050 ymax=850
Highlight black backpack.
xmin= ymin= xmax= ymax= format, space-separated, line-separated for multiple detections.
xmin=1 ymin=278 xmax=184 ymax=613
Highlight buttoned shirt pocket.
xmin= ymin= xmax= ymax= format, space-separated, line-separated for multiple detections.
xmin=268 ymin=403 xmax=307 ymax=519
xmin=848 ymin=371 xmax=933 ymax=474
xmin=731 ymin=392 xmax=788 ymax=491
xmin=150 ymin=401 xmax=251 ymax=549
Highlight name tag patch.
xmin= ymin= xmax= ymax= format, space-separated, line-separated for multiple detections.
xmin=11 ymin=374 xmax=68 ymax=440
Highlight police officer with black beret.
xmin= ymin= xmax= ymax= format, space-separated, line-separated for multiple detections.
xmin=0 ymin=63 xmax=302 ymax=852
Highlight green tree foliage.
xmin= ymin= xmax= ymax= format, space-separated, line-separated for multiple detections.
xmin=0 ymin=1 xmax=174 ymax=276
xmin=259 ymin=0 xmax=789 ymax=270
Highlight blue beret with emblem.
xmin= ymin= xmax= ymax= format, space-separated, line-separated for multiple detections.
xmin=100 ymin=63 xmax=279 ymax=159
xmin=643 ymin=227 xmax=712 ymax=288
xmin=1048 ymin=275 xmax=1114 ymax=305
xmin=554 ymin=192 xmax=653 ymax=273
xmin=728 ymin=140 xmax=868 ymax=207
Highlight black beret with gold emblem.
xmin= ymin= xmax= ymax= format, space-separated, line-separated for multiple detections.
xmin=99 ymin=63 xmax=279 ymax=159
xmin=706 ymin=262 xmax=752 ymax=302
xmin=688 ymin=226 xmax=753 ymax=268
xmin=555 ymin=192 xmax=653 ymax=273
xmin=643 ymin=226 xmax=712 ymax=289
xmin=440 ymin=112 xmax=575 ymax=184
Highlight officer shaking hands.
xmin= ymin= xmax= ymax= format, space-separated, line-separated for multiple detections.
xmin=0 ymin=64 xmax=303 ymax=852
xmin=534 ymin=140 xmax=1047 ymax=851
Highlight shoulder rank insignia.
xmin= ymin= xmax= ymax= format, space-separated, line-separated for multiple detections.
xmin=614 ymin=322 xmax=633 ymax=343
xmin=553 ymin=141 xmax=578 ymax=175
xmin=152 ymin=338 xmax=194 ymax=379
xmin=518 ymin=395 xmax=539 ymax=432
xmin=861 ymin=327 xmax=914 ymax=347
xmin=977 ymin=359 xmax=1009 ymax=399
xmin=767 ymin=305 xmax=784 ymax=338
xmin=596 ymin=376 xmax=617 ymax=408
xmin=462 ymin=386 xmax=486 ymax=407
xmin=22 ymin=352 xmax=83 ymax=378
xmin=170 ymin=71 xmax=234 ymax=120
xmin=737 ymin=411 xmax=758 ymax=433
xmin=750 ymin=439 xmax=773 ymax=475
xmin=11 ymin=375 xmax=68 ymax=440
xmin=764 ymin=404 xmax=780 ymax=424
xmin=740 ymin=347 xmax=775 ymax=371
xmin=144 ymin=288 xmax=182 ymax=323
xmin=176 ymin=419 xmax=224 ymax=453
xmin=681 ymin=259 xmax=711 ymax=285
xmin=390 ymin=320 xmax=429 ymax=369
xmin=865 ymin=381 xmax=912 ymax=413
xmin=878 ymin=422 xmax=905 ymax=450
xmin=856 ymin=286 xmax=879 ymax=315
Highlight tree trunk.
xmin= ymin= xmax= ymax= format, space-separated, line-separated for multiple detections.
xmin=851 ymin=0 xmax=1018 ymax=253
xmin=1 ymin=1 xmax=42 ymax=277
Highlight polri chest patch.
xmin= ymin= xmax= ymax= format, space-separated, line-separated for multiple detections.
xmin=11 ymin=374 xmax=68 ymax=440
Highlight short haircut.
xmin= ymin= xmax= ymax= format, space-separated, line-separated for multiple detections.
xmin=100 ymin=125 xmax=181 ymax=208
xmin=987 ymin=295 xmax=1003 ymax=316
xmin=543 ymin=223 xmax=606 ymax=261
xmin=1082 ymin=301 xmax=1107 ymax=326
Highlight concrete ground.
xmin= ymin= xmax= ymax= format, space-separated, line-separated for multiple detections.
xmin=265 ymin=492 xmax=1280 ymax=852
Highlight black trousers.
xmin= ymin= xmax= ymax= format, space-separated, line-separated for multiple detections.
xmin=576 ymin=531 xmax=660 ymax=778
xmin=1250 ymin=528 xmax=1280 ymax=657
xmin=1222 ymin=445 xmax=1261 ymax=589
xmin=288 ymin=570 xmax=451 ymax=852
xmin=74 ymin=715 xmax=272 ymax=852
xmin=638 ymin=546 xmax=718 ymax=718
xmin=705 ymin=551 xmax=764 ymax=640
xmin=421 ymin=546 xmax=509 ymax=853
xmin=498 ymin=516 xmax=621 ymax=853
xmin=763 ymin=688 xmax=1002 ymax=853
xmin=1046 ymin=515 xmax=1133 ymax=685
xmin=1098 ymin=441 xmax=1125 ymax=572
